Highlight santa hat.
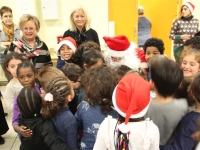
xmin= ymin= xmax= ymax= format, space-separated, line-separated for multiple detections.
xmin=56 ymin=37 xmax=77 ymax=56
xmin=112 ymin=73 xmax=150 ymax=133
xmin=184 ymin=2 xmax=195 ymax=13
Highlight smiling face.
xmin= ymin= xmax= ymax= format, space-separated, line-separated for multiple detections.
xmin=6 ymin=59 xmax=22 ymax=78
xmin=1 ymin=11 xmax=13 ymax=26
xmin=22 ymin=20 xmax=38 ymax=42
xmin=181 ymin=54 xmax=200 ymax=79
xmin=73 ymin=9 xmax=86 ymax=30
xmin=145 ymin=46 xmax=161 ymax=62
xmin=17 ymin=67 xmax=35 ymax=87
xmin=182 ymin=5 xmax=191 ymax=17
xmin=59 ymin=44 xmax=74 ymax=61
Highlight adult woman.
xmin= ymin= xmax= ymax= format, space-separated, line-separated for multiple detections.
xmin=9 ymin=14 xmax=52 ymax=69
xmin=63 ymin=6 xmax=100 ymax=46
xmin=169 ymin=2 xmax=199 ymax=64
xmin=0 ymin=6 xmax=21 ymax=81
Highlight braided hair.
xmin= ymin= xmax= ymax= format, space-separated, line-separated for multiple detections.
xmin=41 ymin=77 xmax=72 ymax=119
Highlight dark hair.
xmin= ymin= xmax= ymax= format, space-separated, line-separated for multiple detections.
xmin=42 ymin=77 xmax=72 ymax=119
xmin=17 ymin=87 xmax=42 ymax=118
xmin=116 ymin=65 xmax=132 ymax=79
xmin=62 ymin=63 xmax=83 ymax=82
xmin=150 ymin=55 xmax=183 ymax=97
xmin=189 ymin=73 xmax=200 ymax=103
xmin=83 ymin=66 xmax=118 ymax=114
xmin=0 ymin=6 xmax=12 ymax=17
xmin=143 ymin=38 xmax=165 ymax=54
xmin=69 ymin=41 xmax=101 ymax=66
xmin=16 ymin=61 xmax=35 ymax=76
xmin=184 ymin=36 xmax=200 ymax=50
xmin=81 ymin=49 xmax=104 ymax=69
xmin=3 ymin=52 xmax=28 ymax=74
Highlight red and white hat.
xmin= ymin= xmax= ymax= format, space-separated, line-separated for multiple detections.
xmin=56 ymin=37 xmax=77 ymax=56
xmin=184 ymin=2 xmax=195 ymax=13
xmin=112 ymin=73 xmax=150 ymax=133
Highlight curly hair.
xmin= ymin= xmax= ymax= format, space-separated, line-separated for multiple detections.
xmin=116 ymin=65 xmax=132 ymax=80
xmin=69 ymin=41 xmax=101 ymax=66
xmin=62 ymin=63 xmax=83 ymax=82
xmin=184 ymin=36 xmax=200 ymax=50
xmin=143 ymin=38 xmax=165 ymax=54
xmin=41 ymin=77 xmax=72 ymax=119
xmin=83 ymin=66 xmax=118 ymax=114
xmin=180 ymin=48 xmax=200 ymax=64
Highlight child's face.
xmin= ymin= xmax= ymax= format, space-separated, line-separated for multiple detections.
xmin=181 ymin=54 xmax=200 ymax=79
xmin=6 ymin=59 xmax=22 ymax=78
xmin=145 ymin=46 xmax=161 ymax=62
xmin=59 ymin=45 xmax=74 ymax=61
xmin=17 ymin=67 xmax=35 ymax=87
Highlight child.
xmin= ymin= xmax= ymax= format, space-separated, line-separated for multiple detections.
xmin=41 ymin=77 xmax=78 ymax=149
xmin=94 ymin=73 xmax=159 ymax=150
xmin=12 ymin=61 xmax=39 ymax=137
xmin=56 ymin=36 xmax=77 ymax=70
xmin=3 ymin=52 xmax=28 ymax=113
xmin=145 ymin=55 xmax=188 ymax=145
xmin=181 ymin=48 xmax=200 ymax=79
xmin=160 ymin=73 xmax=200 ymax=150
xmin=183 ymin=36 xmax=200 ymax=51
xmin=76 ymin=66 xmax=118 ymax=150
xmin=17 ymin=87 xmax=72 ymax=150
xmin=62 ymin=63 xmax=83 ymax=114
xmin=143 ymin=37 xmax=165 ymax=80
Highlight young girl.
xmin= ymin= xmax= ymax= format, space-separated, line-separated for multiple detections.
xmin=76 ymin=66 xmax=118 ymax=150
xmin=41 ymin=77 xmax=78 ymax=149
xmin=12 ymin=61 xmax=39 ymax=138
xmin=3 ymin=52 xmax=28 ymax=113
xmin=181 ymin=48 xmax=200 ymax=79
xmin=17 ymin=87 xmax=71 ymax=150
xmin=94 ymin=73 xmax=159 ymax=150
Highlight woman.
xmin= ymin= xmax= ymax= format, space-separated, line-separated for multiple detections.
xmin=9 ymin=14 xmax=52 ymax=69
xmin=0 ymin=6 xmax=21 ymax=81
xmin=169 ymin=2 xmax=199 ymax=64
xmin=63 ymin=6 xmax=100 ymax=46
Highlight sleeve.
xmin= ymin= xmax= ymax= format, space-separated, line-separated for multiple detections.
xmin=93 ymin=119 xmax=108 ymax=150
xmin=93 ymin=30 xmax=100 ymax=45
xmin=41 ymin=121 xmax=73 ymax=150
xmin=12 ymin=95 xmax=20 ymax=127
xmin=169 ymin=19 xmax=181 ymax=41
xmin=42 ymin=42 xmax=53 ymax=66
xmin=62 ymin=116 xmax=78 ymax=149
xmin=63 ymin=30 xmax=71 ymax=38
xmin=75 ymin=102 xmax=84 ymax=130
xmin=5 ymin=83 xmax=15 ymax=112
xmin=149 ymin=125 xmax=160 ymax=150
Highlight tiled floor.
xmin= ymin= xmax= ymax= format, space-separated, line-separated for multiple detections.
xmin=0 ymin=86 xmax=20 ymax=150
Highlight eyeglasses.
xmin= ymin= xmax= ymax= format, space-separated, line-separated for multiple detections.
xmin=22 ymin=27 xmax=35 ymax=32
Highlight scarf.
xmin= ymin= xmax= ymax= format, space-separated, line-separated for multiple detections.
xmin=2 ymin=22 xmax=14 ymax=42
xmin=75 ymin=27 xmax=87 ymax=46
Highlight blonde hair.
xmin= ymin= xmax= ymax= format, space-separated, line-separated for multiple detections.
xmin=180 ymin=48 xmax=200 ymax=64
xmin=19 ymin=14 xmax=40 ymax=31
xmin=69 ymin=5 xmax=91 ymax=31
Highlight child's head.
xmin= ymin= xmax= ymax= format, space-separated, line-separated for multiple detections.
xmin=42 ymin=77 xmax=74 ymax=119
xmin=144 ymin=38 xmax=165 ymax=62
xmin=62 ymin=63 xmax=83 ymax=90
xmin=70 ymin=41 xmax=101 ymax=66
xmin=150 ymin=55 xmax=183 ymax=97
xmin=4 ymin=52 xmax=28 ymax=78
xmin=189 ymin=73 xmax=200 ymax=104
xmin=17 ymin=87 xmax=42 ymax=118
xmin=56 ymin=37 xmax=77 ymax=61
xmin=82 ymin=49 xmax=104 ymax=69
xmin=37 ymin=66 xmax=65 ymax=88
xmin=184 ymin=36 xmax=200 ymax=50
xmin=83 ymin=66 xmax=118 ymax=114
xmin=181 ymin=48 xmax=200 ymax=79
xmin=17 ymin=61 xmax=36 ymax=88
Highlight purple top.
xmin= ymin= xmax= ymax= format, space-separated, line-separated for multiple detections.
xmin=12 ymin=84 xmax=41 ymax=127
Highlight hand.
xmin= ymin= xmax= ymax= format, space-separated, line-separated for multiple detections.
xmin=181 ymin=35 xmax=190 ymax=40
xmin=192 ymin=131 xmax=200 ymax=141
xmin=19 ymin=126 xmax=32 ymax=137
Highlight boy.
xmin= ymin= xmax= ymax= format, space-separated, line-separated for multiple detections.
xmin=56 ymin=37 xmax=77 ymax=70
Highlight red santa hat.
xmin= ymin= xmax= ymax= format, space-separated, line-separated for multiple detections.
xmin=56 ymin=37 xmax=77 ymax=56
xmin=184 ymin=2 xmax=195 ymax=13
xmin=112 ymin=73 xmax=150 ymax=133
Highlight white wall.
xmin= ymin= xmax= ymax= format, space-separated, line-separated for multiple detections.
xmin=0 ymin=0 xmax=108 ymax=52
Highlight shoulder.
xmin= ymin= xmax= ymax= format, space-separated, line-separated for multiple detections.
xmin=87 ymin=28 xmax=97 ymax=34
xmin=172 ymin=98 xmax=188 ymax=109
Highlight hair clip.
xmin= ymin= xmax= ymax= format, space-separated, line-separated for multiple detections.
xmin=44 ymin=93 xmax=53 ymax=102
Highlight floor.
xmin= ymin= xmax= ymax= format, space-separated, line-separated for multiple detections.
xmin=0 ymin=86 xmax=20 ymax=150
